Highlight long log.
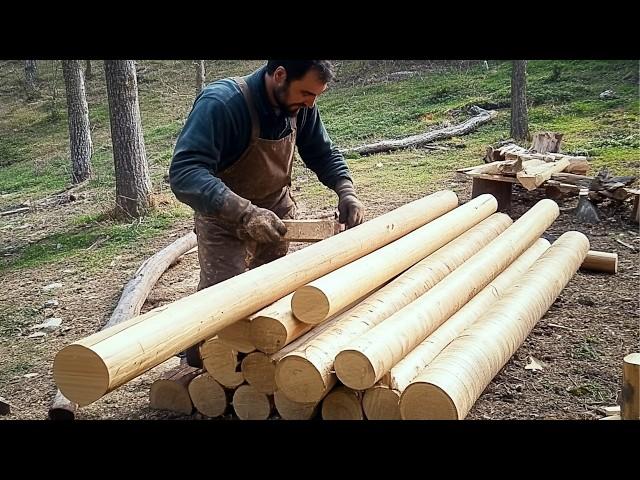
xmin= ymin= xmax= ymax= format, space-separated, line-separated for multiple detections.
xmin=149 ymin=364 xmax=200 ymax=415
xmin=188 ymin=373 xmax=230 ymax=418
xmin=48 ymin=231 xmax=198 ymax=420
xmin=274 ymin=390 xmax=318 ymax=420
xmin=389 ymin=239 xmax=550 ymax=393
xmin=517 ymin=159 xmax=570 ymax=191
xmin=292 ymin=194 xmax=498 ymax=324
xmin=339 ymin=107 xmax=497 ymax=156
xmin=232 ymin=384 xmax=274 ymax=420
xmin=399 ymin=231 xmax=589 ymax=419
xmin=622 ymin=353 xmax=640 ymax=420
xmin=200 ymin=338 xmax=244 ymax=388
xmin=275 ymin=213 xmax=512 ymax=403
xmin=321 ymin=386 xmax=364 ymax=420
xmin=333 ymin=199 xmax=559 ymax=390
xmin=54 ymin=191 xmax=459 ymax=406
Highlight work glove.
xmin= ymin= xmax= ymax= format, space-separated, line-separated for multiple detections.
xmin=334 ymin=178 xmax=365 ymax=229
xmin=218 ymin=190 xmax=287 ymax=243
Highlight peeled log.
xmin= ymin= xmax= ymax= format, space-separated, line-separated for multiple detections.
xmin=321 ymin=386 xmax=364 ymax=420
xmin=149 ymin=364 xmax=200 ymax=415
xmin=333 ymin=199 xmax=559 ymax=390
xmin=274 ymin=390 xmax=318 ymax=420
xmin=362 ymin=384 xmax=401 ymax=420
xmin=276 ymin=213 xmax=512 ymax=403
xmin=241 ymin=352 xmax=277 ymax=394
xmin=581 ymin=250 xmax=618 ymax=274
xmin=53 ymin=190 xmax=459 ymax=406
xmin=399 ymin=231 xmax=589 ymax=419
xmin=292 ymin=194 xmax=498 ymax=324
xmin=622 ymin=353 xmax=640 ymax=420
xmin=188 ymin=373 xmax=229 ymax=418
xmin=389 ymin=238 xmax=550 ymax=393
xmin=232 ymin=384 xmax=274 ymax=420
xmin=200 ymin=338 xmax=244 ymax=388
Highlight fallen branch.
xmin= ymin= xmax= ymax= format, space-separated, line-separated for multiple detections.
xmin=48 ymin=230 xmax=198 ymax=420
xmin=339 ymin=106 xmax=497 ymax=156
xmin=0 ymin=207 xmax=29 ymax=217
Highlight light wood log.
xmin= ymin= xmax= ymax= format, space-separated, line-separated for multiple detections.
xmin=199 ymin=338 xmax=244 ymax=388
xmin=54 ymin=191 xmax=458 ymax=406
xmin=188 ymin=373 xmax=229 ymax=418
xmin=622 ymin=353 xmax=640 ymax=420
xmin=275 ymin=213 xmax=513 ymax=403
xmin=333 ymin=199 xmax=559 ymax=390
xmin=149 ymin=364 xmax=199 ymax=415
xmin=399 ymin=231 xmax=589 ymax=419
xmin=321 ymin=386 xmax=364 ymax=420
xmin=581 ymin=250 xmax=618 ymax=274
xmin=292 ymin=194 xmax=498 ymax=324
xmin=530 ymin=132 xmax=563 ymax=154
xmin=273 ymin=390 xmax=318 ymax=420
xmin=517 ymin=159 xmax=570 ymax=191
xmin=466 ymin=158 xmax=523 ymax=175
xmin=282 ymin=219 xmax=341 ymax=242
xmin=389 ymin=239 xmax=550 ymax=393
xmin=362 ymin=384 xmax=401 ymax=420
xmin=241 ymin=352 xmax=277 ymax=394
xmin=232 ymin=384 xmax=274 ymax=420
xmin=217 ymin=318 xmax=255 ymax=353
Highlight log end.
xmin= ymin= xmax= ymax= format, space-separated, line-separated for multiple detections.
xmin=321 ymin=386 xmax=364 ymax=420
xmin=241 ymin=352 xmax=276 ymax=394
xmin=275 ymin=354 xmax=328 ymax=404
xmin=188 ymin=373 xmax=227 ymax=418
xmin=399 ymin=382 xmax=459 ymax=420
xmin=250 ymin=316 xmax=288 ymax=354
xmin=334 ymin=349 xmax=378 ymax=390
xmin=53 ymin=344 xmax=110 ymax=406
xmin=273 ymin=390 xmax=318 ymax=420
xmin=232 ymin=385 xmax=273 ymax=420
xmin=362 ymin=386 xmax=401 ymax=420
xmin=291 ymin=286 xmax=331 ymax=325
xmin=149 ymin=380 xmax=194 ymax=415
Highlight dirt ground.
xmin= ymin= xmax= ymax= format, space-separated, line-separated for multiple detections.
xmin=0 ymin=175 xmax=638 ymax=421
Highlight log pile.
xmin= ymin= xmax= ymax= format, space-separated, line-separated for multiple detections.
xmin=54 ymin=191 xmax=594 ymax=420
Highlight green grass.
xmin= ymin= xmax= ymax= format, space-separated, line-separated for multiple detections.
xmin=1 ymin=59 xmax=638 ymax=271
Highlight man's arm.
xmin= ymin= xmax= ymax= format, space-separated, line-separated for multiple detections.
xmin=297 ymin=107 xmax=365 ymax=227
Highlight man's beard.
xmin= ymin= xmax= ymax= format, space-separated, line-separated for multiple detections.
xmin=274 ymin=83 xmax=303 ymax=117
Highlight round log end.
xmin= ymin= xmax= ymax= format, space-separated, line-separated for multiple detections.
xmin=362 ymin=385 xmax=401 ymax=420
xmin=53 ymin=344 xmax=110 ymax=406
xmin=274 ymin=389 xmax=317 ymax=420
xmin=188 ymin=373 xmax=227 ymax=418
xmin=241 ymin=352 xmax=276 ymax=394
xmin=232 ymin=385 xmax=272 ymax=420
xmin=250 ymin=316 xmax=288 ymax=354
xmin=399 ymin=382 xmax=459 ymax=420
xmin=321 ymin=386 xmax=363 ymax=420
xmin=275 ymin=354 xmax=327 ymax=403
xmin=334 ymin=349 xmax=377 ymax=390
xmin=291 ymin=286 xmax=331 ymax=324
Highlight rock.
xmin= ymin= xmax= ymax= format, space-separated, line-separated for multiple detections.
xmin=62 ymin=269 xmax=75 ymax=274
xmin=23 ymin=373 xmax=39 ymax=379
xmin=599 ymin=90 xmax=616 ymax=99
xmin=27 ymin=331 xmax=47 ymax=338
xmin=44 ymin=299 xmax=59 ymax=308
xmin=42 ymin=282 xmax=63 ymax=291
xmin=577 ymin=296 xmax=595 ymax=307
xmin=29 ymin=317 xmax=63 ymax=331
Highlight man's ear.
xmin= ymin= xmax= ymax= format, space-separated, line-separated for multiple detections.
xmin=273 ymin=66 xmax=287 ymax=85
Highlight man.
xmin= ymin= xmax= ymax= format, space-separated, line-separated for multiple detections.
xmin=169 ymin=60 xmax=365 ymax=367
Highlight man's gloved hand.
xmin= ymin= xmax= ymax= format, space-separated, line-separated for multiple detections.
xmin=334 ymin=178 xmax=365 ymax=229
xmin=218 ymin=189 xmax=287 ymax=243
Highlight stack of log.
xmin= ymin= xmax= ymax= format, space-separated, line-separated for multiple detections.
xmin=134 ymin=192 xmax=605 ymax=420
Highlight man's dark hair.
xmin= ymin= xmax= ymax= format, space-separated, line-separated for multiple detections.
xmin=266 ymin=60 xmax=335 ymax=83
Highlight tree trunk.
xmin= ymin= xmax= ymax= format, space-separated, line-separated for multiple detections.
xmin=62 ymin=60 xmax=93 ymax=184
xmin=25 ymin=60 xmax=37 ymax=97
xmin=85 ymin=60 xmax=92 ymax=80
xmin=195 ymin=60 xmax=205 ymax=95
xmin=511 ymin=60 xmax=529 ymax=142
xmin=104 ymin=60 xmax=152 ymax=218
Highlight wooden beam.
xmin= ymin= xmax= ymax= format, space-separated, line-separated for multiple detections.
xmin=282 ymin=219 xmax=341 ymax=242
xmin=291 ymin=195 xmax=498 ymax=325
xmin=149 ymin=364 xmax=199 ymax=415
xmin=399 ymin=232 xmax=589 ymax=419
xmin=321 ymin=386 xmax=364 ymax=420
xmin=53 ymin=190 xmax=460 ymax=406
xmin=517 ymin=159 xmax=570 ymax=191
xmin=333 ymin=200 xmax=559 ymax=391
xmin=622 ymin=353 xmax=640 ymax=420
xmin=188 ymin=373 xmax=230 ymax=418
xmin=275 ymin=213 xmax=513 ymax=403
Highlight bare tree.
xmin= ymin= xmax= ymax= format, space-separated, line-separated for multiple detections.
xmin=104 ymin=60 xmax=152 ymax=218
xmin=511 ymin=60 xmax=529 ymax=142
xmin=195 ymin=60 xmax=205 ymax=95
xmin=24 ymin=60 xmax=38 ymax=97
xmin=62 ymin=60 xmax=93 ymax=183
xmin=85 ymin=60 xmax=93 ymax=80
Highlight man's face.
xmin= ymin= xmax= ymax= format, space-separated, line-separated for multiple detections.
xmin=273 ymin=68 xmax=328 ymax=117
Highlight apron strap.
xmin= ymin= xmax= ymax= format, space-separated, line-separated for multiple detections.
xmin=232 ymin=76 xmax=260 ymax=140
